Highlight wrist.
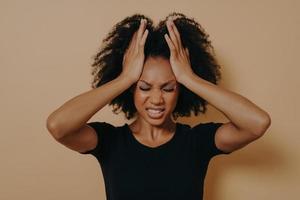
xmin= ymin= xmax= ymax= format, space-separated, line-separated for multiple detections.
xmin=117 ymin=74 xmax=137 ymax=86
xmin=177 ymin=72 xmax=196 ymax=85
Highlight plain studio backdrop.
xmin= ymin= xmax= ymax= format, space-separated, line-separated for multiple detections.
xmin=0 ymin=0 xmax=299 ymax=199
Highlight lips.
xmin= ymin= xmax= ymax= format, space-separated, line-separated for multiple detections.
xmin=146 ymin=107 xmax=165 ymax=111
xmin=146 ymin=107 xmax=165 ymax=118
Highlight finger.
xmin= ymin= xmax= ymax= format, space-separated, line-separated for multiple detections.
xmin=128 ymin=29 xmax=138 ymax=46
xmin=140 ymin=29 xmax=148 ymax=46
xmin=130 ymin=31 xmax=138 ymax=45
xmin=185 ymin=47 xmax=189 ymax=57
xmin=126 ymin=31 xmax=138 ymax=55
xmin=170 ymin=20 xmax=183 ymax=48
xmin=136 ymin=19 xmax=146 ymax=44
xmin=185 ymin=47 xmax=191 ymax=64
xmin=166 ymin=19 xmax=179 ymax=50
xmin=164 ymin=33 xmax=176 ymax=55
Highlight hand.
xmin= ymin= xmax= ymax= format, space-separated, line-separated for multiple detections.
xmin=164 ymin=19 xmax=194 ymax=83
xmin=121 ymin=18 xmax=149 ymax=83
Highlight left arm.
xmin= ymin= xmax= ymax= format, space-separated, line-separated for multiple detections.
xmin=180 ymin=73 xmax=271 ymax=153
xmin=164 ymin=18 xmax=271 ymax=153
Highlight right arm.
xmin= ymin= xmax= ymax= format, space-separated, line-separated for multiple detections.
xmin=46 ymin=18 xmax=148 ymax=153
xmin=46 ymin=76 xmax=134 ymax=152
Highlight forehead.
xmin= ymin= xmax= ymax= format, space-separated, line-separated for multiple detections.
xmin=139 ymin=56 xmax=176 ymax=84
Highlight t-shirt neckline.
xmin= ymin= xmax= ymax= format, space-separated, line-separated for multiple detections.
xmin=124 ymin=123 xmax=179 ymax=151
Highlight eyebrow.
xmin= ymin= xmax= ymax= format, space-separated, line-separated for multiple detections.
xmin=139 ymin=79 xmax=176 ymax=87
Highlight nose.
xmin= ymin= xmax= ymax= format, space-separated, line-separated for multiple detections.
xmin=149 ymin=89 xmax=164 ymax=104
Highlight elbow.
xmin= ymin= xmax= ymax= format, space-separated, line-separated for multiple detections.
xmin=46 ymin=117 xmax=62 ymax=140
xmin=253 ymin=112 xmax=272 ymax=137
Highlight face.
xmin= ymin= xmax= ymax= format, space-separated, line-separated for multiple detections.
xmin=133 ymin=56 xmax=180 ymax=126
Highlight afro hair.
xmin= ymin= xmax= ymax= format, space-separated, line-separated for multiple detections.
xmin=89 ymin=12 xmax=222 ymax=120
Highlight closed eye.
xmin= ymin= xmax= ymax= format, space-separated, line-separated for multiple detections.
xmin=139 ymin=87 xmax=150 ymax=91
xmin=163 ymin=88 xmax=174 ymax=92
xmin=139 ymin=87 xmax=174 ymax=92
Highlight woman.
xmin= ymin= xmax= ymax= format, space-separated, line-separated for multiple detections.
xmin=46 ymin=12 xmax=271 ymax=200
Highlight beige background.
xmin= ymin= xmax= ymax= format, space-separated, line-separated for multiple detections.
xmin=1 ymin=0 xmax=299 ymax=199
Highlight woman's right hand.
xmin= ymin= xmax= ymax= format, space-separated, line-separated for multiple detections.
xmin=120 ymin=18 xmax=149 ymax=83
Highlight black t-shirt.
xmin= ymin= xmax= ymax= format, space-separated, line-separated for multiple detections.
xmin=80 ymin=122 xmax=231 ymax=200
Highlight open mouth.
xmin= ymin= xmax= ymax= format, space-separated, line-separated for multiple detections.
xmin=146 ymin=108 xmax=165 ymax=119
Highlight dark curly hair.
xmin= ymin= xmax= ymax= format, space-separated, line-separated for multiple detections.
xmin=90 ymin=12 xmax=222 ymax=120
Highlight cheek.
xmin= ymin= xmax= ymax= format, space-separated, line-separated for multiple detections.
xmin=133 ymin=92 xmax=147 ymax=109
xmin=169 ymin=94 xmax=179 ymax=107
xmin=134 ymin=91 xmax=147 ymax=100
xmin=167 ymin=91 xmax=180 ymax=106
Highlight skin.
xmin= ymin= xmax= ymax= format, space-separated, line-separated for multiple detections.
xmin=130 ymin=18 xmax=271 ymax=152
xmin=129 ymin=56 xmax=180 ymax=147
xmin=47 ymin=17 xmax=270 ymax=154
xmin=164 ymin=18 xmax=271 ymax=153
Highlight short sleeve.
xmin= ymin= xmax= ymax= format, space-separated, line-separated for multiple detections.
xmin=192 ymin=122 xmax=231 ymax=160
xmin=79 ymin=121 xmax=115 ymax=159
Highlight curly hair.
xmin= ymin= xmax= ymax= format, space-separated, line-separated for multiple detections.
xmin=90 ymin=12 xmax=222 ymax=120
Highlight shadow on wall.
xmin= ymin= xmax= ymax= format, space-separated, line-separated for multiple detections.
xmin=177 ymin=99 xmax=279 ymax=200
xmin=191 ymin=54 xmax=280 ymax=199
xmin=206 ymin=135 xmax=281 ymax=200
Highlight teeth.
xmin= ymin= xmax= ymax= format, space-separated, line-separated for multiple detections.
xmin=148 ymin=109 xmax=163 ymax=113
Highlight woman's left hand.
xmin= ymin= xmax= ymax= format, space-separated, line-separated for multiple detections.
xmin=164 ymin=19 xmax=194 ymax=83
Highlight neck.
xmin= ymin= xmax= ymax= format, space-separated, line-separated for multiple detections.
xmin=130 ymin=117 xmax=176 ymax=140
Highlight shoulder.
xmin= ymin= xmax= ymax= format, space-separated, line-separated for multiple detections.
xmin=86 ymin=121 xmax=120 ymax=138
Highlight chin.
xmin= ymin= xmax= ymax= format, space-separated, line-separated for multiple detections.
xmin=145 ymin=119 xmax=166 ymax=127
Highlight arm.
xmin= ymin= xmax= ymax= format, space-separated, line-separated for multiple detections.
xmin=180 ymin=74 xmax=271 ymax=152
xmin=46 ymin=18 xmax=148 ymax=141
xmin=164 ymin=18 xmax=271 ymax=153
xmin=46 ymin=76 xmax=134 ymax=140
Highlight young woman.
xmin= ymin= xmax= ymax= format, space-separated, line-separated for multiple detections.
xmin=46 ymin=12 xmax=271 ymax=200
